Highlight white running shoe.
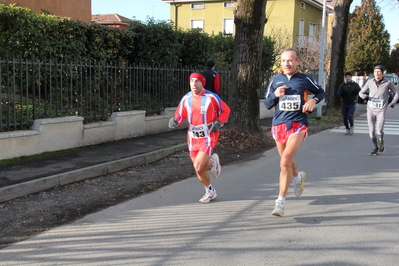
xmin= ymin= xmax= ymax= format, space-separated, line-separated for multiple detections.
xmin=271 ymin=199 xmax=284 ymax=216
xmin=210 ymin=153 xmax=221 ymax=178
xmin=294 ymin=171 xmax=306 ymax=197
xmin=199 ymin=190 xmax=217 ymax=203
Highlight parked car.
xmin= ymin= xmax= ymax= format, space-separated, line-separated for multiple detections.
xmin=358 ymin=73 xmax=399 ymax=103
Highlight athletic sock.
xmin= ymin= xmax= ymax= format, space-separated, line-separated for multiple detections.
xmin=293 ymin=172 xmax=301 ymax=183
xmin=277 ymin=196 xmax=285 ymax=202
xmin=205 ymin=184 xmax=214 ymax=192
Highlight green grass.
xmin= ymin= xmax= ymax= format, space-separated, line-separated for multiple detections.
xmin=308 ymin=110 xmax=341 ymax=125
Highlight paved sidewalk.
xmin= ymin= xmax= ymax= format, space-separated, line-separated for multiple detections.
xmin=0 ymin=129 xmax=188 ymax=202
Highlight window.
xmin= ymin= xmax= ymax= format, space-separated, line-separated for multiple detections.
xmin=223 ymin=18 xmax=234 ymax=34
xmin=297 ymin=19 xmax=305 ymax=47
xmin=299 ymin=19 xmax=305 ymax=36
xmin=309 ymin=23 xmax=316 ymax=44
xmin=224 ymin=1 xmax=234 ymax=8
xmin=300 ymin=2 xmax=306 ymax=9
xmin=191 ymin=20 xmax=204 ymax=31
xmin=191 ymin=3 xmax=204 ymax=9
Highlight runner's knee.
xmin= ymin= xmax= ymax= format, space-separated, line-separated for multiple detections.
xmin=280 ymin=156 xmax=293 ymax=168
xmin=192 ymin=160 xmax=208 ymax=173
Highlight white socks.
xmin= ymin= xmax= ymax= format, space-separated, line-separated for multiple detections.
xmin=293 ymin=172 xmax=302 ymax=183
xmin=205 ymin=184 xmax=214 ymax=192
xmin=277 ymin=196 xmax=285 ymax=203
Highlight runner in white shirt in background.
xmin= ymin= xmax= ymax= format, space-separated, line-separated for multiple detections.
xmin=359 ymin=65 xmax=399 ymax=156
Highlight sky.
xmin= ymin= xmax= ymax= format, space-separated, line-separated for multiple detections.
xmin=92 ymin=0 xmax=399 ymax=47
xmin=92 ymin=0 xmax=170 ymax=22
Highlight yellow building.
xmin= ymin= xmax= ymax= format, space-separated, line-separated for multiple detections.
xmin=162 ymin=0 xmax=333 ymax=48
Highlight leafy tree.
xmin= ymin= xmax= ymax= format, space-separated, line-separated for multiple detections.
xmin=127 ymin=18 xmax=181 ymax=65
xmin=84 ymin=24 xmax=134 ymax=62
xmin=261 ymin=36 xmax=275 ymax=72
xmin=44 ymin=19 xmax=88 ymax=60
xmin=209 ymin=33 xmax=274 ymax=72
xmin=0 ymin=3 xmax=130 ymax=62
xmin=227 ymin=0 xmax=267 ymax=134
xmin=0 ymin=3 xmax=47 ymax=57
xmin=210 ymin=33 xmax=235 ymax=69
xmin=387 ymin=44 xmax=399 ymax=74
xmin=176 ymin=29 xmax=213 ymax=67
xmin=345 ymin=0 xmax=390 ymax=74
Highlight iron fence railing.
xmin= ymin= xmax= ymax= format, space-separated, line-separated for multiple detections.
xmin=0 ymin=56 xmax=272 ymax=132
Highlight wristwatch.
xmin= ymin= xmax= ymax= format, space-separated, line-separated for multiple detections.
xmin=312 ymin=97 xmax=319 ymax=103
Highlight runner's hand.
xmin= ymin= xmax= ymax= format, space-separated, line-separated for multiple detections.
xmin=168 ymin=118 xmax=178 ymax=128
xmin=389 ymin=103 xmax=395 ymax=108
xmin=275 ymin=85 xmax=288 ymax=97
xmin=208 ymin=119 xmax=221 ymax=133
xmin=302 ymin=98 xmax=316 ymax=113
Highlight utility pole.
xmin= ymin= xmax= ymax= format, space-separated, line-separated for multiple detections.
xmin=317 ymin=0 xmax=327 ymax=118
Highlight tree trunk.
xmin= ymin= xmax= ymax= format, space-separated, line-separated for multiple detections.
xmin=227 ymin=0 xmax=267 ymax=133
xmin=326 ymin=0 xmax=353 ymax=113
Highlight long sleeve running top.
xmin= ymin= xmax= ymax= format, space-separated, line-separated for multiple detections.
xmin=264 ymin=72 xmax=326 ymax=126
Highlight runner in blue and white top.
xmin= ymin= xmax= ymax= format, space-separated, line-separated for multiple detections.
xmin=265 ymin=65 xmax=326 ymax=127
xmin=263 ymin=48 xmax=325 ymax=217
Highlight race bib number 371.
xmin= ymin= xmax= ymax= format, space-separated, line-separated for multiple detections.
xmin=370 ymin=98 xmax=383 ymax=109
xmin=279 ymin=95 xmax=301 ymax=111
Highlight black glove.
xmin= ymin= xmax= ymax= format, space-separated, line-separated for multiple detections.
xmin=168 ymin=118 xmax=177 ymax=129
xmin=389 ymin=102 xmax=395 ymax=108
xmin=207 ymin=119 xmax=221 ymax=133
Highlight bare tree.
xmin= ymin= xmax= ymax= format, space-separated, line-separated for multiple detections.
xmin=295 ymin=40 xmax=332 ymax=77
xmin=325 ymin=0 xmax=353 ymax=112
xmin=298 ymin=45 xmax=320 ymax=73
xmin=227 ymin=0 xmax=267 ymax=134
xmin=268 ymin=26 xmax=292 ymax=72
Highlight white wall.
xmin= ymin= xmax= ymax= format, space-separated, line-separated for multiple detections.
xmin=0 ymin=109 xmax=179 ymax=160
xmin=0 ymin=103 xmax=275 ymax=160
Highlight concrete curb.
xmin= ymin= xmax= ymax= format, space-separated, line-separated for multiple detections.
xmin=0 ymin=144 xmax=187 ymax=203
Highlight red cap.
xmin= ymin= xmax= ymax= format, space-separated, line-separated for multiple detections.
xmin=189 ymin=73 xmax=206 ymax=86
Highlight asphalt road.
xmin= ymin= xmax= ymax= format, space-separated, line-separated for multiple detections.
xmin=0 ymin=105 xmax=398 ymax=266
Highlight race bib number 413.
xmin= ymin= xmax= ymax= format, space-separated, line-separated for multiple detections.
xmin=279 ymin=95 xmax=301 ymax=111
xmin=189 ymin=124 xmax=209 ymax=139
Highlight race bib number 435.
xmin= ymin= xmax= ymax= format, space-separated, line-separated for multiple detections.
xmin=279 ymin=95 xmax=301 ymax=111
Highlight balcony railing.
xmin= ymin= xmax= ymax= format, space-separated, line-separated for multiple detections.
xmin=296 ymin=35 xmax=318 ymax=48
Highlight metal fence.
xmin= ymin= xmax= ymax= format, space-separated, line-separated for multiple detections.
xmin=0 ymin=56 xmax=272 ymax=132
